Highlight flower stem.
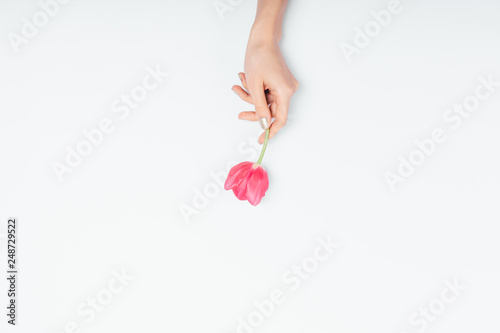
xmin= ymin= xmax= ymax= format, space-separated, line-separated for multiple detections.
xmin=256 ymin=128 xmax=270 ymax=165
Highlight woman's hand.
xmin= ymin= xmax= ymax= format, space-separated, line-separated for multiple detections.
xmin=231 ymin=1 xmax=298 ymax=144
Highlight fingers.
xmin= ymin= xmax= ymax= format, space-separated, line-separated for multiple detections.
xmin=234 ymin=72 xmax=297 ymax=144
xmin=232 ymin=73 xmax=275 ymax=107
xmin=238 ymin=72 xmax=249 ymax=91
xmin=258 ymin=118 xmax=286 ymax=144
xmin=258 ymin=96 xmax=290 ymax=144
xmin=248 ymin=81 xmax=272 ymax=130
xmin=270 ymin=102 xmax=277 ymax=117
xmin=232 ymin=85 xmax=253 ymax=104
xmin=238 ymin=111 xmax=259 ymax=121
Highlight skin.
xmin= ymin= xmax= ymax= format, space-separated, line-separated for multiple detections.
xmin=232 ymin=0 xmax=299 ymax=144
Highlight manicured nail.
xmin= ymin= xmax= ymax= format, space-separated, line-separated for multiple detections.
xmin=238 ymin=73 xmax=243 ymax=81
xmin=259 ymin=117 xmax=269 ymax=130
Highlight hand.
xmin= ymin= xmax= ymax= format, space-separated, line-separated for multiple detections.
xmin=232 ymin=38 xmax=298 ymax=144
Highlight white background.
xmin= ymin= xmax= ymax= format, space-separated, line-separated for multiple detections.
xmin=1 ymin=0 xmax=500 ymax=332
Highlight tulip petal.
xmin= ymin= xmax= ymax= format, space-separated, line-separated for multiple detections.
xmin=245 ymin=165 xmax=269 ymax=206
xmin=224 ymin=162 xmax=254 ymax=190
xmin=232 ymin=184 xmax=248 ymax=200
xmin=232 ymin=168 xmax=255 ymax=200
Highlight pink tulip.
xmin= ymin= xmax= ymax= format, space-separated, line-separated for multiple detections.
xmin=224 ymin=128 xmax=270 ymax=206
xmin=224 ymin=162 xmax=269 ymax=206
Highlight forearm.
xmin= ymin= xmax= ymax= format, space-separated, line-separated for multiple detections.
xmin=250 ymin=0 xmax=289 ymax=45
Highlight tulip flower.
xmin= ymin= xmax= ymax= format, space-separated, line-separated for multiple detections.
xmin=224 ymin=128 xmax=270 ymax=206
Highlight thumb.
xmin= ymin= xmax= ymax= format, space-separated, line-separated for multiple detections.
xmin=249 ymin=83 xmax=271 ymax=130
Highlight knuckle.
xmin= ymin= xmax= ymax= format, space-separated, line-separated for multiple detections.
xmin=282 ymin=80 xmax=299 ymax=96
xmin=277 ymin=118 xmax=287 ymax=127
xmin=281 ymin=86 xmax=295 ymax=96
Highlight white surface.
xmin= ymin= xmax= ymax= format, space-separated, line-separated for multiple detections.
xmin=1 ymin=0 xmax=500 ymax=332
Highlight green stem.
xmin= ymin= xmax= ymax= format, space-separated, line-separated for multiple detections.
xmin=256 ymin=128 xmax=270 ymax=165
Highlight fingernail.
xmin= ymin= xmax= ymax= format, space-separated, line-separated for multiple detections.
xmin=259 ymin=117 xmax=269 ymax=130
xmin=238 ymin=73 xmax=243 ymax=80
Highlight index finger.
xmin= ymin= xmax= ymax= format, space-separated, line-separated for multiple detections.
xmin=248 ymin=81 xmax=272 ymax=129
xmin=258 ymin=96 xmax=290 ymax=144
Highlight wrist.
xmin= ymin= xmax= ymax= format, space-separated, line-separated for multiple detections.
xmin=249 ymin=20 xmax=282 ymax=46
